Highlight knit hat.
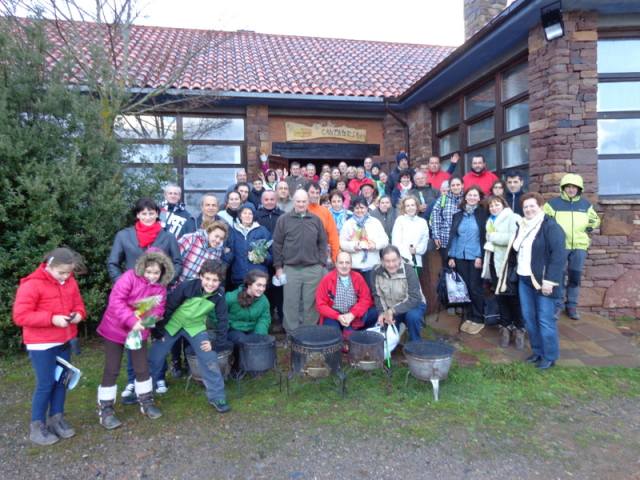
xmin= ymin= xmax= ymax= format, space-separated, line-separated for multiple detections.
xmin=396 ymin=153 xmax=409 ymax=162
xmin=372 ymin=163 xmax=381 ymax=170
xmin=237 ymin=203 xmax=256 ymax=217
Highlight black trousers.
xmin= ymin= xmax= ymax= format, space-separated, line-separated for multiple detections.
xmin=489 ymin=258 xmax=525 ymax=329
xmin=455 ymin=258 xmax=484 ymax=323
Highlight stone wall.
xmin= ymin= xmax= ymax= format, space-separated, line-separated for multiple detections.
xmin=407 ymin=102 xmax=433 ymax=166
xmin=382 ymin=112 xmax=407 ymax=161
xmin=528 ymin=11 xmax=640 ymax=318
xmin=464 ymin=0 xmax=509 ymax=41
xmin=246 ymin=105 xmax=270 ymax=179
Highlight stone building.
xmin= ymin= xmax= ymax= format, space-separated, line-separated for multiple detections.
xmin=43 ymin=0 xmax=640 ymax=316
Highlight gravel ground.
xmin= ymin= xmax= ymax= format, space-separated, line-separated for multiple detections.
xmin=1 ymin=393 xmax=639 ymax=480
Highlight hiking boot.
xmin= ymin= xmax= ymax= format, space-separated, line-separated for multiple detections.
xmin=514 ymin=328 xmax=526 ymax=350
xmin=171 ymin=359 xmax=183 ymax=378
xmin=138 ymin=393 xmax=163 ymax=420
xmin=466 ymin=322 xmax=485 ymax=335
xmin=447 ymin=307 xmax=455 ymax=316
xmin=98 ymin=400 xmax=122 ymax=429
xmin=460 ymin=320 xmax=472 ymax=333
xmin=30 ymin=420 xmax=59 ymax=446
xmin=499 ymin=326 xmax=511 ymax=348
xmin=567 ymin=308 xmax=580 ymax=320
xmin=210 ymin=398 xmax=231 ymax=413
xmin=48 ymin=413 xmax=75 ymax=439
xmin=155 ymin=380 xmax=168 ymax=394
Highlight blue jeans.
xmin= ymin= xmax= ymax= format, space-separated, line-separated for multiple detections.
xmin=519 ymin=276 xmax=559 ymax=362
xmin=28 ymin=345 xmax=71 ymax=423
xmin=558 ymin=249 xmax=587 ymax=310
xmin=148 ymin=329 xmax=226 ymax=403
xmin=322 ymin=306 xmax=379 ymax=334
xmin=394 ymin=302 xmax=427 ymax=342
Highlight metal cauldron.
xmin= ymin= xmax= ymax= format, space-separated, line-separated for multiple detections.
xmin=348 ymin=331 xmax=385 ymax=371
xmin=403 ymin=340 xmax=455 ymax=401
xmin=185 ymin=342 xmax=233 ymax=389
xmin=239 ymin=334 xmax=276 ymax=373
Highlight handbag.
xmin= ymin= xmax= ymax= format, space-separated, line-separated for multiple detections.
xmin=367 ymin=323 xmax=399 ymax=359
xmin=445 ymin=268 xmax=470 ymax=304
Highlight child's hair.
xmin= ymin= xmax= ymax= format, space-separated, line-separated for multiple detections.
xmin=43 ymin=248 xmax=87 ymax=274
xmin=145 ymin=259 xmax=165 ymax=276
xmin=237 ymin=270 xmax=269 ymax=308
xmin=199 ymin=259 xmax=226 ymax=279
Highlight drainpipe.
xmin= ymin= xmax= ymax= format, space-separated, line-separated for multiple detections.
xmin=385 ymin=100 xmax=410 ymax=159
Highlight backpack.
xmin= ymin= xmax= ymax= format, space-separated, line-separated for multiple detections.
xmin=436 ymin=267 xmax=450 ymax=308
xmin=483 ymin=297 xmax=501 ymax=326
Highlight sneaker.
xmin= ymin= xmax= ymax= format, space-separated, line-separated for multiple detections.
xmin=460 ymin=320 xmax=472 ymax=333
xmin=155 ymin=380 xmax=168 ymax=394
xmin=455 ymin=307 xmax=463 ymax=314
xmin=210 ymin=398 xmax=231 ymax=413
xmin=121 ymin=383 xmax=135 ymax=398
xmin=447 ymin=307 xmax=455 ymax=316
xmin=171 ymin=360 xmax=183 ymax=378
xmin=466 ymin=322 xmax=485 ymax=335
xmin=567 ymin=308 xmax=580 ymax=320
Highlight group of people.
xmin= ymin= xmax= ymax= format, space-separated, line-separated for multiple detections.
xmin=12 ymin=150 xmax=599 ymax=445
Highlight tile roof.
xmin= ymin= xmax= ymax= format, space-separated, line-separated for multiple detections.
xmin=46 ymin=21 xmax=456 ymax=98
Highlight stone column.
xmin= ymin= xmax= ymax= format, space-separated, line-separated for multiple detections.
xmin=407 ymin=102 xmax=433 ymax=167
xmin=246 ymin=105 xmax=269 ymax=178
xmin=464 ymin=0 xmax=509 ymax=41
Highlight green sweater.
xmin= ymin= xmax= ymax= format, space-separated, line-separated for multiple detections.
xmin=225 ymin=288 xmax=271 ymax=335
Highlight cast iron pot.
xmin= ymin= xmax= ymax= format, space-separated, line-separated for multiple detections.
xmin=348 ymin=330 xmax=385 ymax=371
xmin=290 ymin=325 xmax=343 ymax=378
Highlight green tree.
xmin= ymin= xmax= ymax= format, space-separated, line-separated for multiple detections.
xmin=0 ymin=15 xmax=175 ymax=351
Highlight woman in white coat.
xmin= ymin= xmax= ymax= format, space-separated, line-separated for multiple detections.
xmin=392 ymin=195 xmax=429 ymax=279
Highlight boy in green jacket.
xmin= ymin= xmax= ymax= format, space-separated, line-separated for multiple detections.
xmin=149 ymin=259 xmax=230 ymax=412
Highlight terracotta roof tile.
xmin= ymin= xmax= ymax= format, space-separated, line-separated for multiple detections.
xmin=45 ymin=21 xmax=455 ymax=98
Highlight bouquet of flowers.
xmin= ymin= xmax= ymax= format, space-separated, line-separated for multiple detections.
xmin=125 ymin=295 xmax=164 ymax=350
xmin=484 ymin=220 xmax=496 ymax=252
xmin=248 ymin=239 xmax=273 ymax=264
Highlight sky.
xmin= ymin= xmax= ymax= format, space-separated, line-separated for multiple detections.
xmin=129 ymin=0 xmax=465 ymax=47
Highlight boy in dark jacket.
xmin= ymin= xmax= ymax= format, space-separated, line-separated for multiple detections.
xmin=149 ymin=259 xmax=230 ymax=413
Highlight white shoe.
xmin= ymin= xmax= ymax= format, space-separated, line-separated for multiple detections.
xmin=155 ymin=380 xmax=168 ymax=394
xmin=120 ymin=383 xmax=135 ymax=398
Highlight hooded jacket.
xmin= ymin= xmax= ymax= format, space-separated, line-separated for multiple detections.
xmin=13 ymin=265 xmax=86 ymax=345
xmin=230 ymin=214 xmax=273 ymax=285
xmin=97 ymin=250 xmax=174 ymax=345
xmin=543 ymin=174 xmax=601 ymax=250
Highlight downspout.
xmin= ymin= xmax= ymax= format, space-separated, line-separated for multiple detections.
xmin=385 ymin=100 xmax=410 ymax=159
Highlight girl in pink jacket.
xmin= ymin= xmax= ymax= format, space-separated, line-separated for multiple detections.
xmin=96 ymin=249 xmax=174 ymax=429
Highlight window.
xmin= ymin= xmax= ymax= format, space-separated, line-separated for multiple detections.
xmin=115 ymin=115 xmax=246 ymax=210
xmin=435 ymin=60 xmax=530 ymax=180
xmin=597 ymin=38 xmax=640 ymax=196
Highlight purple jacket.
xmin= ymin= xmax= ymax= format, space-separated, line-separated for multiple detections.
xmin=97 ymin=250 xmax=174 ymax=345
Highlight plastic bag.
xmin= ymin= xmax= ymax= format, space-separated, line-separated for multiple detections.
xmin=445 ymin=269 xmax=470 ymax=304
xmin=125 ymin=330 xmax=142 ymax=350
xmin=367 ymin=323 xmax=399 ymax=359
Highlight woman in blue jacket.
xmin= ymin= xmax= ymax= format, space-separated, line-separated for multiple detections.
xmin=229 ymin=203 xmax=273 ymax=291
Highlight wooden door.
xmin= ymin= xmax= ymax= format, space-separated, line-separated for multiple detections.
xmin=373 ymin=155 xmax=397 ymax=175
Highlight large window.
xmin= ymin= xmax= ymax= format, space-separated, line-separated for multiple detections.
xmin=597 ymin=38 xmax=640 ymax=196
xmin=115 ymin=116 xmax=246 ymax=210
xmin=434 ymin=60 xmax=530 ymax=182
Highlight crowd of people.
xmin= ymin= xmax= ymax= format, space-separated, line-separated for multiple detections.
xmin=12 ymin=152 xmax=600 ymax=446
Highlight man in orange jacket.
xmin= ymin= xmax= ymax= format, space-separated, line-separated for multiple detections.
xmin=305 ymin=182 xmax=339 ymax=267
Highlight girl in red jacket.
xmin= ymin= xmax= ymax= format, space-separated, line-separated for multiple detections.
xmin=96 ymin=249 xmax=174 ymax=429
xmin=13 ymin=248 xmax=87 ymax=446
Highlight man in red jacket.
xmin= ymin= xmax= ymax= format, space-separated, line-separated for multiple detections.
xmin=462 ymin=155 xmax=498 ymax=195
xmin=315 ymin=252 xmax=378 ymax=345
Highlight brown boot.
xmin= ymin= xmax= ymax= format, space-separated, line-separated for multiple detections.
xmin=499 ymin=326 xmax=511 ymax=348
xmin=97 ymin=385 xmax=122 ymax=430
xmin=138 ymin=393 xmax=163 ymax=420
xmin=514 ymin=328 xmax=526 ymax=350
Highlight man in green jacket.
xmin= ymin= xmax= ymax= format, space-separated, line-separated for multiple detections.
xmin=543 ymin=174 xmax=601 ymax=320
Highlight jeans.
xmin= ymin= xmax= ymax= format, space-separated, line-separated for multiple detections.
xmin=519 ymin=276 xmax=559 ymax=362
xmin=558 ymin=249 xmax=587 ymax=310
xmin=394 ymin=302 xmax=427 ymax=342
xmin=322 ymin=306 xmax=379 ymax=339
xmin=148 ymin=329 xmax=226 ymax=403
xmin=28 ymin=345 xmax=71 ymax=423
xmin=226 ymin=329 xmax=254 ymax=371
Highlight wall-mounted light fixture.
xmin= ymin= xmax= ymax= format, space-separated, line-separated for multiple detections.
xmin=541 ymin=1 xmax=564 ymax=41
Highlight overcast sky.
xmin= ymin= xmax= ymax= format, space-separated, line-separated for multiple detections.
xmin=133 ymin=0 xmax=465 ymax=46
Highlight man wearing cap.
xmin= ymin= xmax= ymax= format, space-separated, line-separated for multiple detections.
xmin=359 ymin=182 xmax=378 ymax=210
xmin=385 ymin=152 xmax=410 ymax=195
xmin=426 ymin=154 xmax=459 ymax=190
xmin=410 ymin=172 xmax=440 ymax=216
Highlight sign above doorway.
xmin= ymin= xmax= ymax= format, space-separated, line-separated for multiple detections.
xmin=285 ymin=121 xmax=367 ymax=143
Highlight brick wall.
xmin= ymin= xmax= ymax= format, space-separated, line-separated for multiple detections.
xmin=246 ymin=105 xmax=269 ymax=179
xmin=407 ymin=102 xmax=433 ymax=166
xmin=464 ymin=0 xmax=508 ymax=41
xmin=529 ymin=11 xmax=640 ymax=318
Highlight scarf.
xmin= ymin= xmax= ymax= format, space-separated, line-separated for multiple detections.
xmin=159 ymin=200 xmax=186 ymax=213
xmin=135 ymin=221 xmax=162 ymax=248
xmin=331 ymin=207 xmax=348 ymax=232
xmin=465 ymin=204 xmax=477 ymax=214
xmin=354 ymin=212 xmax=370 ymax=264
xmin=226 ymin=206 xmax=239 ymax=221
xmin=513 ymin=212 xmax=544 ymax=252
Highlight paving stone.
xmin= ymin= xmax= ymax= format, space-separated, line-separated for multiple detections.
xmin=484 ymin=350 xmax=512 ymax=364
xmin=558 ymin=338 xmax=579 ymax=349
xmin=559 ymin=349 xmax=586 ymax=360
xmin=580 ymin=356 xmax=640 ymax=367
xmin=574 ymin=324 xmax=616 ymax=341
xmin=575 ymin=341 xmax=613 ymax=357
xmin=480 ymin=326 xmax=501 ymax=339
xmin=454 ymin=352 xmax=480 ymax=366
xmin=557 ymin=322 xmax=592 ymax=342
xmin=578 ymin=312 xmax=622 ymax=334
xmin=462 ymin=337 xmax=496 ymax=351
xmin=596 ymin=339 xmax=640 ymax=355
xmin=502 ymin=348 xmax=533 ymax=363
xmin=556 ymin=359 xmax=585 ymax=367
